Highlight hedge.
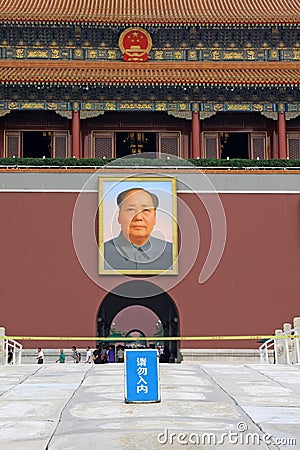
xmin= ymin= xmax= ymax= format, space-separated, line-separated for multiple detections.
xmin=0 ymin=157 xmax=300 ymax=168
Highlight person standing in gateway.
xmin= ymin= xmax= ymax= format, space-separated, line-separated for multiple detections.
xmin=116 ymin=346 xmax=124 ymax=363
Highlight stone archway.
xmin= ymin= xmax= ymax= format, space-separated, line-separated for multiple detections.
xmin=96 ymin=280 xmax=180 ymax=361
xmin=125 ymin=329 xmax=146 ymax=338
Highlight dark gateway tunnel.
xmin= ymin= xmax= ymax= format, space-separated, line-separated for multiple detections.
xmin=97 ymin=280 xmax=180 ymax=362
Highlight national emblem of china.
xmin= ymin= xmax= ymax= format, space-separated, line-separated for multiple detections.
xmin=118 ymin=28 xmax=152 ymax=62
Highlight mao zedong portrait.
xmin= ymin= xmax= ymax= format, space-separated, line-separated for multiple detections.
xmin=103 ymin=188 xmax=173 ymax=271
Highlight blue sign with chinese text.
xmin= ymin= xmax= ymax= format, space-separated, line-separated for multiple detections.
xmin=124 ymin=349 xmax=160 ymax=403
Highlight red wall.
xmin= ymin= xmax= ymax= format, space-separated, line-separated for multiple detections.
xmin=0 ymin=191 xmax=299 ymax=349
xmin=172 ymin=193 xmax=300 ymax=348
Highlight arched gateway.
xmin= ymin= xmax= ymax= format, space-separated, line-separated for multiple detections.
xmin=97 ymin=280 xmax=180 ymax=362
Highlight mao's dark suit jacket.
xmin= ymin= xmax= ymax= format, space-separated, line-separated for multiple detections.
xmin=103 ymin=232 xmax=173 ymax=271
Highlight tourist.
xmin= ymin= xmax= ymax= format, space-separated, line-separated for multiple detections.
xmin=116 ymin=345 xmax=124 ymax=363
xmin=93 ymin=344 xmax=102 ymax=364
xmin=71 ymin=346 xmax=81 ymax=363
xmin=56 ymin=348 xmax=65 ymax=363
xmin=36 ymin=347 xmax=44 ymax=364
xmin=107 ymin=345 xmax=115 ymax=363
xmin=85 ymin=346 xmax=92 ymax=364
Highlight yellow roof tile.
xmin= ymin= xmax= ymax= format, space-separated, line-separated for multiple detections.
xmin=0 ymin=0 xmax=299 ymax=25
xmin=1 ymin=61 xmax=300 ymax=86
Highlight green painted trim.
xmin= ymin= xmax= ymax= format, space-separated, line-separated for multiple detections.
xmin=1 ymin=101 xmax=300 ymax=113
xmin=2 ymin=47 xmax=300 ymax=62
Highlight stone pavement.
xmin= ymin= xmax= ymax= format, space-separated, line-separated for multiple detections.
xmin=0 ymin=363 xmax=299 ymax=450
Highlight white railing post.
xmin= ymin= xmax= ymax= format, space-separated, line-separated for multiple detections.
xmin=259 ymin=344 xmax=265 ymax=363
xmin=18 ymin=342 xmax=22 ymax=364
xmin=260 ymin=320 xmax=300 ymax=365
xmin=293 ymin=317 xmax=300 ymax=364
xmin=12 ymin=342 xmax=16 ymax=365
xmin=274 ymin=329 xmax=284 ymax=364
xmin=264 ymin=343 xmax=269 ymax=364
xmin=5 ymin=340 xmax=8 ymax=365
xmin=0 ymin=327 xmax=5 ymax=365
xmin=283 ymin=323 xmax=293 ymax=364
xmin=259 ymin=338 xmax=275 ymax=364
xmin=0 ymin=329 xmax=23 ymax=365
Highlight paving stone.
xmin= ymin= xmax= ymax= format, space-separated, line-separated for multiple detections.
xmin=0 ymin=363 xmax=299 ymax=450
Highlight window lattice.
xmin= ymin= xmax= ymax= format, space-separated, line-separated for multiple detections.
xmin=160 ymin=134 xmax=179 ymax=157
xmin=54 ymin=136 xmax=67 ymax=158
xmin=287 ymin=135 xmax=300 ymax=159
xmin=251 ymin=134 xmax=266 ymax=159
xmin=205 ymin=135 xmax=218 ymax=158
xmin=94 ymin=135 xmax=113 ymax=158
xmin=6 ymin=134 xmax=20 ymax=157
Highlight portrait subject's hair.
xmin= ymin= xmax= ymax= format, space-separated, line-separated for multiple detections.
xmin=116 ymin=188 xmax=159 ymax=210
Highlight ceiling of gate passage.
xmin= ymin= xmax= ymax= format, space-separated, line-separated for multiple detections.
xmin=0 ymin=0 xmax=299 ymax=25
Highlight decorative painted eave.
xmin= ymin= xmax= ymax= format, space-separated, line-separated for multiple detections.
xmin=0 ymin=61 xmax=300 ymax=88
xmin=0 ymin=0 xmax=299 ymax=26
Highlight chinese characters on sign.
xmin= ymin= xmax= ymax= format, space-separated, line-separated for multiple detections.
xmin=137 ymin=357 xmax=148 ymax=394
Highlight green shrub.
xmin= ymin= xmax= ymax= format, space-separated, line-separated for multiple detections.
xmin=0 ymin=157 xmax=299 ymax=168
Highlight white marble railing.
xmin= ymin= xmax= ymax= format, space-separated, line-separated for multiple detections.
xmin=0 ymin=327 xmax=23 ymax=365
xmin=259 ymin=317 xmax=300 ymax=364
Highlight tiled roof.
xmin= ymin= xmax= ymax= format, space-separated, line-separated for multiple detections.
xmin=1 ymin=61 xmax=299 ymax=87
xmin=0 ymin=0 xmax=299 ymax=25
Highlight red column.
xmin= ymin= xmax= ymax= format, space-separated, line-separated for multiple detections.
xmin=277 ymin=112 xmax=287 ymax=159
xmin=72 ymin=110 xmax=81 ymax=158
xmin=271 ymin=129 xmax=278 ymax=159
xmin=191 ymin=111 xmax=201 ymax=158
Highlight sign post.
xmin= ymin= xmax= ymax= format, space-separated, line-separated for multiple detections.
xmin=124 ymin=348 xmax=160 ymax=403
